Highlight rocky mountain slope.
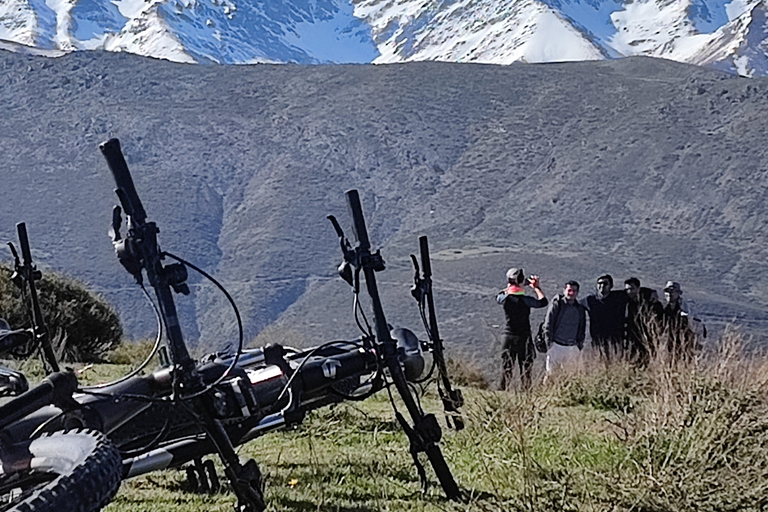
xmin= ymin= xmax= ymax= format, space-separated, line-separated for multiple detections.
xmin=1 ymin=50 xmax=767 ymax=374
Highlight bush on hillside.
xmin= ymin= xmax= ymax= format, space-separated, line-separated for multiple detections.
xmin=0 ymin=262 xmax=122 ymax=362
xmin=446 ymin=357 xmax=490 ymax=390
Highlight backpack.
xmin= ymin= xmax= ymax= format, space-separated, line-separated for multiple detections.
xmin=534 ymin=321 xmax=548 ymax=353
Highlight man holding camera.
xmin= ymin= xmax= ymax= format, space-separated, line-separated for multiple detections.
xmin=496 ymin=268 xmax=548 ymax=390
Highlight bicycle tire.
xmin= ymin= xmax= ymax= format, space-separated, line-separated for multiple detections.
xmin=0 ymin=429 xmax=122 ymax=512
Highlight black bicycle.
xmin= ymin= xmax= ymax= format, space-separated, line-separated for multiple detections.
xmin=0 ymin=139 xmax=464 ymax=511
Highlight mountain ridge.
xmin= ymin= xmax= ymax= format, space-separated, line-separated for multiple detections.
xmin=3 ymin=0 xmax=768 ymax=75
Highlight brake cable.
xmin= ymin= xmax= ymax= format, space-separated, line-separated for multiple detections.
xmin=82 ymin=283 xmax=163 ymax=390
xmin=81 ymin=250 xmax=243 ymax=404
xmin=267 ymin=339 xmax=369 ymax=414
xmin=161 ymin=251 xmax=244 ymax=401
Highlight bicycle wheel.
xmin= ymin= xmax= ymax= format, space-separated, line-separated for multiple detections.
xmin=0 ymin=429 xmax=122 ymax=512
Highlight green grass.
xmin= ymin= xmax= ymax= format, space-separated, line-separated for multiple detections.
xmin=33 ymin=330 xmax=768 ymax=511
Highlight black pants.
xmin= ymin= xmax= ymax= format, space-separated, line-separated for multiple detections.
xmin=593 ymin=335 xmax=624 ymax=362
xmin=501 ymin=332 xmax=534 ymax=390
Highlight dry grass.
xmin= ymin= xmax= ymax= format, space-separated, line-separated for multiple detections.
xmin=480 ymin=327 xmax=768 ymax=511
xmin=101 ymin=327 xmax=768 ymax=511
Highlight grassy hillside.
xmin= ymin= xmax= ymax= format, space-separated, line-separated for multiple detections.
xmin=54 ymin=330 xmax=766 ymax=511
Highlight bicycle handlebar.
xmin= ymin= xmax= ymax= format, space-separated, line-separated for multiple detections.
xmin=419 ymin=236 xmax=432 ymax=279
xmin=13 ymin=223 xmax=59 ymax=372
xmin=99 ymin=139 xmax=147 ymax=224
xmin=336 ymin=190 xmax=461 ymax=500
xmin=17 ymin=223 xmax=32 ymax=266
xmin=345 ymin=190 xmax=370 ymax=251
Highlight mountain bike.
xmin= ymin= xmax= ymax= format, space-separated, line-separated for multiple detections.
xmin=0 ymin=138 xmax=464 ymax=511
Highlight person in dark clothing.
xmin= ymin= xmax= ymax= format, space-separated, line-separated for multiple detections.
xmin=624 ymin=277 xmax=663 ymax=365
xmin=496 ymin=268 xmax=548 ymax=390
xmin=544 ymin=281 xmax=587 ymax=374
xmin=581 ymin=274 xmax=628 ymax=362
xmin=662 ymin=281 xmax=699 ymax=362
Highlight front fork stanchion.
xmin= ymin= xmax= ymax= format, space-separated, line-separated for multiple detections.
xmin=199 ymin=408 xmax=265 ymax=511
xmin=416 ymin=236 xmax=464 ymax=430
xmin=150 ymin=249 xmax=265 ymax=511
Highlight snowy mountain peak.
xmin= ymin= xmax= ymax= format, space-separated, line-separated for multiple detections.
xmin=1 ymin=0 xmax=768 ymax=74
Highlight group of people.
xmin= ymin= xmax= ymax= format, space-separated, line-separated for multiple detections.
xmin=496 ymin=268 xmax=705 ymax=390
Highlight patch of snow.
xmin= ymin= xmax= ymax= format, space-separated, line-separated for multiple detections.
xmin=524 ymin=8 xmax=606 ymax=62
xmin=45 ymin=0 xmax=76 ymax=50
xmin=733 ymin=53 xmax=751 ymax=74
xmin=282 ymin=1 xmax=377 ymax=63
xmin=681 ymin=5 xmax=755 ymax=69
xmin=112 ymin=0 xmax=156 ymax=19
xmin=0 ymin=37 xmax=68 ymax=55
xmin=356 ymin=0 xmax=603 ymax=64
xmin=103 ymin=3 xmax=195 ymax=63
xmin=78 ymin=33 xmax=107 ymax=49
xmin=0 ymin=0 xmax=38 ymax=46
xmin=609 ymin=0 xmax=707 ymax=58
xmin=725 ymin=0 xmax=757 ymax=20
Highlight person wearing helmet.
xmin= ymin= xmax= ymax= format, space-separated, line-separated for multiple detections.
xmin=496 ymin=268 xmax=548 ymax=390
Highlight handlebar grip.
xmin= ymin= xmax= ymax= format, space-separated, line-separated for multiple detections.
xmin=16 ymin=223 xmax=32 ymax=265
xmin=99 ymin=139 xmax=147 ymax=224
xmin=419 ymin=236 xmax=432 ymax=279
xmin=345 ymin=190 xmax=370 ymax=251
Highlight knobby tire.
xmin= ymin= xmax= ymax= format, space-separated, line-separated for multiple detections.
xmin=0 ymin=429 xmax=122 ymax=512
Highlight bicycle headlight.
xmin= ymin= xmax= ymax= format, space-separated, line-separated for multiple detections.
xmin=390 ymin=326 xmax=425 ymax=381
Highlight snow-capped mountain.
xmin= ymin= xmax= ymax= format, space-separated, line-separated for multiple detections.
xmin=1 ymin=0 xmax=768 ymax=75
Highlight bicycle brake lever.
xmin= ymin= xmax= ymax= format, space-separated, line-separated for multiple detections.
xmin=328 ymin=215 xmax=356 ymax=267
xmin=6 ymin=243 xmax=22 ymax=290
xmin=410 ymin=254 xmax=424 ymax=302
xmin=410 ymin=254 xmax=420 ymax=277
xmin=7 ymin=242 xmax=19 ymax=263
xmin=327 ymin=215 xmax=344 ymax=238
xmin=109 ymin=205 xmax=123 ymax=243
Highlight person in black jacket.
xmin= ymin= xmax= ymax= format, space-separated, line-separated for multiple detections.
xmin=581 ymin=274 xmax=628 ymax=361
xmin=662 ymin=281 xmax=700 ymax=362
xmin=624 ymin=277 xmax=663 ymax=366
xmin=496 ymin=268 xmax=548 ymax=390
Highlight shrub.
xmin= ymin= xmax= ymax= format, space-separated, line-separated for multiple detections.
xmin=446 ymin=356 xmax=490 ymax=389
xmin=105 ymin=338 xmax=158 ymax=365
xmin=0 ymin=262 xmax=122 ymax=362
